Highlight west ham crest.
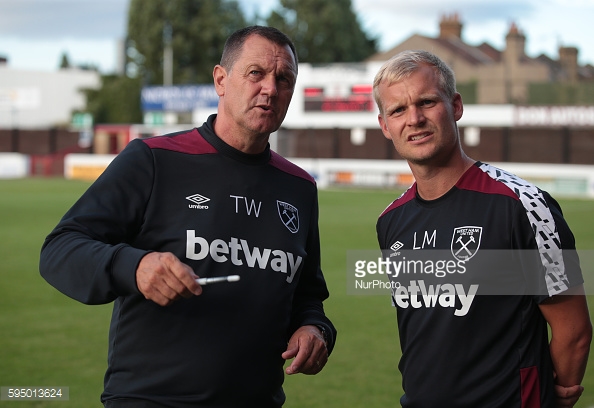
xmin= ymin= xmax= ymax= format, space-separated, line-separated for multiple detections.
xmin=277 ymin=200 xmax=299 ymax=233
xmin=451 ymin=226 xmax=482 ymax=261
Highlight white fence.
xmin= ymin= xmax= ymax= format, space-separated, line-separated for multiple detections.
xmin=290 ymin=158 xmax=594 ymax=199
xmin=0 ymin=153 xmax=29 ymax=178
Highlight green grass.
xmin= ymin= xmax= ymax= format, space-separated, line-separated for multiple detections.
xmin=0 ymin=178 xmax=112 ymax=407
xmin=0 ymin=179 xmax=593 ymax=407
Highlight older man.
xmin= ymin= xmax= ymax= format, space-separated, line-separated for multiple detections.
xmin=41 ymin=26 xmax=336 ymax=408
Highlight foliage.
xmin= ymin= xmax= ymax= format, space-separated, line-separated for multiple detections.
xmin=126 ymin=0 xmax=248 ymax=85
xmin=266 ymin=0 xmax=378 ymax=63
xmin=84 ymin=0 xmax=380 ymax=123
xmin=528 ymin=82 xmax=594 ymax=105
xmin=58 ymin=52 xmax=71 ymax=69
xmin=83 ymin=75 xmax=143 ymax=124
xmin=456 ymin=81 xmax=477 ymax=104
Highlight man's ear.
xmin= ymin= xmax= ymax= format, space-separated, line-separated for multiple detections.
xmin=378 ymin=114 xmax=391 ymax=140
xmin=213 ymin=65 xmax=227 ymax=97
xmin=452 ymin=92 xmax=464 ymax=121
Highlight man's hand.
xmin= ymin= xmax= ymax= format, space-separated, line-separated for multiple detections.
xmin=540 ymin=285 xmax=592 ymax=408
xmin=136 ymin=252 xmax=202 ymax=306
xmin=282 ymin=325 xmax=328 ymax=375
xmin=555 ymin=383 xmax=584 ymax=408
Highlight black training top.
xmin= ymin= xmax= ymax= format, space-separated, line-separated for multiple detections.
xmin=40 ymin=114 xmax=336 ymax=407
xmin=376 ymin=161 xmax=583 ymax=407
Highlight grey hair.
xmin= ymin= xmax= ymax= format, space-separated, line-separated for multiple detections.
xmin=220 ymin=25 xmax=298 ymax=72
xmin=373 ymin=50 xmax=457 ymax=114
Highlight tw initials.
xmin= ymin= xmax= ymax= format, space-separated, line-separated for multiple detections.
xmin=230 ymin=195 xmax=262 ymax=217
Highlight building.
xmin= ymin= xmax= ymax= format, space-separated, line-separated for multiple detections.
xmin=367 ymin=13 xmax=594 ymax=104
xmin=0 ymin=64 xmax=101 ymax=175
xmin=0 ymin=65 xmax=100 ymax=129
xmin=2 ymin=14 xmax=594 ymax=178
xmin=96 ymin=61 xmax=594 ymax=167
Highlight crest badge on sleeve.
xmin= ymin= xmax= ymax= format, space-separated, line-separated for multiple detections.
xmin=277 ymin=200 xmax=299 ymax=233
xmin=451 ymin=226 xmax=482 ymax=261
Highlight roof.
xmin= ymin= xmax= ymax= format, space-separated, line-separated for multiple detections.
xmin=366 ymin=33 xmax=501 ymax=65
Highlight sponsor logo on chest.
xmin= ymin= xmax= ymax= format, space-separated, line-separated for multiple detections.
xmin=385 ymin=225 xmax=483 ymax=316
xmin=183 ymin=194 xmax=304 ymax=283
xmin=186 ymin=231 xmax=302 ymax=283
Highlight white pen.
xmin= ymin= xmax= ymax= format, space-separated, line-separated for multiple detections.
xmin=196 ymin=275 xmax=241 ymax=285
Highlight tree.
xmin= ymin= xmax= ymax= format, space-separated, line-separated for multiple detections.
xmin=59 ymin=52 xmax=71 ymax=69
xmin=266 ymin=0 xmax=378 ymax=63
xmin=83 ymin=75 xmax=143 ymax=124
xmin=126 ymin=0 xmax=248 ymax=85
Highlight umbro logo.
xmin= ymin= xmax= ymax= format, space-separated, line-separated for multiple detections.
xmin=389 ymin=240 xmax=403 ymax=257
xmin=390 ymin=241 xmax=403 ymax=251
xmin=186 ymin=193 xmax=210 ymax=209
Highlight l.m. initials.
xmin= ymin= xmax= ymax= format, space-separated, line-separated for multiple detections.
xmin=230 ymin=195 xmax=262 ymax=217
xmin=413 ymin=230 xmax=436 ymax=249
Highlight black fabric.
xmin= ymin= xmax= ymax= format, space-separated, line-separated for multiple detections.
xmin=376 ymin=162 xmax=582 ymax=407
xmin=41 ymin=115 xmax=335 ymax=407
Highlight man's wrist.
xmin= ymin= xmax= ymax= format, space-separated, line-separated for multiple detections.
xmin=315 ymin=325 xmax=328 ymax=347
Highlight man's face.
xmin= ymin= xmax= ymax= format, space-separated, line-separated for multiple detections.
xmin=377 ymin=65 xmax=463 ymax=166
xmin=214 ymin=35 xmax=297 ymax=139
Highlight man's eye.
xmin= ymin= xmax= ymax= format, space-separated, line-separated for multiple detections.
xmin=278 ymin=76 xmax=294 ymax=86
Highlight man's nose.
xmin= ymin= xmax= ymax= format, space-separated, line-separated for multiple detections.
xmin=407 ymin=106 xmax=426 ymax=126
xmin=261 ymin=75 xmax=278 ymax=97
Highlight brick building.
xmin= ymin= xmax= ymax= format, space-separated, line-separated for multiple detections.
xmin=367 ymin=14 xmax=594 ymax=104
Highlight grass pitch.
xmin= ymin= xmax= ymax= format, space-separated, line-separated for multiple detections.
xmin=0 ymin=178 xmax=593 ymax=407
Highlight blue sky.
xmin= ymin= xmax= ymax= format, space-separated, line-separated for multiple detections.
xmin=0 ymin=0 xmax=592 ymax=73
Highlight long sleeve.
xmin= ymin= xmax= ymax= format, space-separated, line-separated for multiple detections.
xmin=39 ymin=120 xmax=337 ymax=405
xmin=288 ymin=192 xmax=337 ymax=354
xmin=40 ymin=140 xmax=153 ymax=304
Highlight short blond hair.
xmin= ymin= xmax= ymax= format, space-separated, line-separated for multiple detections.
xmin=373 ymin=50 xmax=457 ymax=114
